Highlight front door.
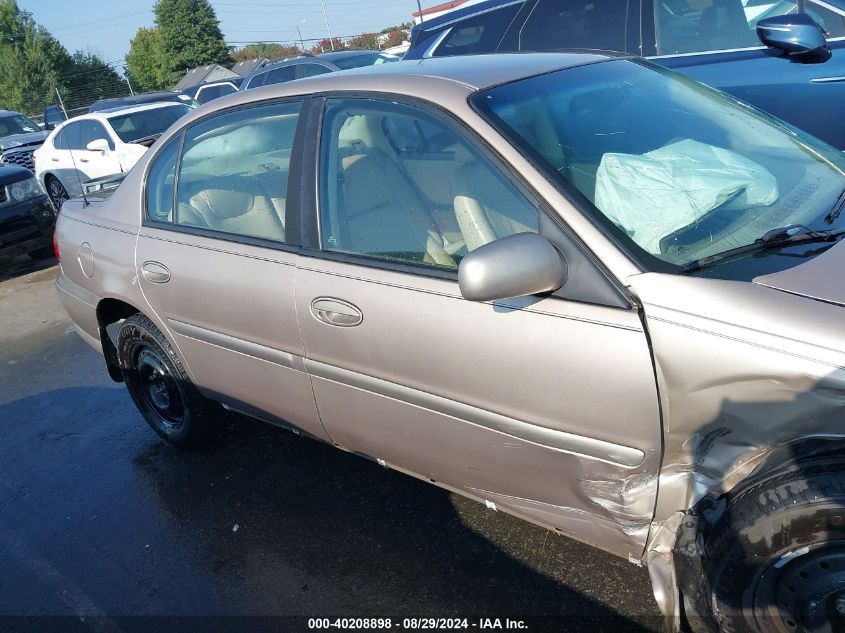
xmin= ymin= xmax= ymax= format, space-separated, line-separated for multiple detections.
xmin=135 ymin=100 xmax=329 ymax=441
xmin=295 ymin=96 xmax=663 ymax=560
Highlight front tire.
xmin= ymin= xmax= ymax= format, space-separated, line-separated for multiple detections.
xmin=703 ymin=459 xmax=845 ymax=632
xmin=117 ymin=313 xmax=217 ymax=448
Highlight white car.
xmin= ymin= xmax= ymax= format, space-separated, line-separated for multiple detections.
xmin=34 ymin=102 xmax=191 ymax=207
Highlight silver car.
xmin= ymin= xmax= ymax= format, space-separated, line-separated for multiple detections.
xmin=54 ymin=53 xmax=845 ymax=632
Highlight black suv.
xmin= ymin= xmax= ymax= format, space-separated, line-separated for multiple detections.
xmin=0 ymin=162 xmax=55 ymax=265
xmin=0 ymin=110 xmax=49 ymax=172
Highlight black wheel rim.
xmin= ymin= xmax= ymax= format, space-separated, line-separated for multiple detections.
xmin=755 ymin=542 xmax=845 ymax=633
xmin=130 ymin=344 xmax=185 ymax=431
xmin=48 ymin=180 xmax=67 ymax=205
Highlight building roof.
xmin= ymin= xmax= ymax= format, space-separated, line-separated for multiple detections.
xmin=412 ymin=0 xmax=470 ymax=18
xmin=231 ymin=57 xmax=269 ymax=77
xmin=172 ymin=64 xmax=239 ymax=91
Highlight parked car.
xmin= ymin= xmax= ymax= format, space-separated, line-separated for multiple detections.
xmin=34 ymin=102 xmax=192 ymax=207
xmin=242 ymin=50 xmax=399 ymax=89
xmin=88 ymin=91 xmax=198 ymax=113
xmin=179 ymin=78 xmax=242 ymax=104
xmin=0 ymin=162 xmax=55 ymax=265
xmin=405 ymin=0 xmax=845 ymax=149
xmin=54 ymin=53 xmax=845 ymax=633
xmin=0 ymin=110 xmax=50 ymax=172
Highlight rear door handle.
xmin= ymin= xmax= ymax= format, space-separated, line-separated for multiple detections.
xmin=310 ymin=298 xmax=363 ymax=327
xmin=51 ymin=158 xmax=59 ymax=162
xmin=141 ymin=261 xmax=171 ymax=284
xmin=79 ymin=158 xmax=89 ymax=163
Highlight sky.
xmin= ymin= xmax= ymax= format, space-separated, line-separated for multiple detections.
xmin=17 ymin=0 xmax=422 ymax=72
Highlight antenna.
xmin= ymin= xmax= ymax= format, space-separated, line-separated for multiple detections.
xmin=67 ymin=143 xmax=90 ymax=208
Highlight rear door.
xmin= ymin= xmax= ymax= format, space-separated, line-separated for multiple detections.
xmin=643 ymin=0 xmax=845 ymax=148
xmin=135 ymin=99 xmax=329 ymax=441
xmin=294 ymin=95 xmax=663 ymax=560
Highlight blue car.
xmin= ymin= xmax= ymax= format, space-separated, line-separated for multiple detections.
xmin=406 ymin=0 xmax=845 ymax=149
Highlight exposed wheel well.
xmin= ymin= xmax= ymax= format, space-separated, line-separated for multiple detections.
xmin=96 ymin=298 xmax=142 ymax=382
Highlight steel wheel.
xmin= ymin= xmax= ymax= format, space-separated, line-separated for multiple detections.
xmin=754 ymin=542 xmax=845 ymax=633
xmin=131 ymin=345 xmax=186 ymax=431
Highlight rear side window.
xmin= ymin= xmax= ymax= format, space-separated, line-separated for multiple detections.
xmin=173 ymin=102 xmax=301 ymax=243
xmin=196 ymin=83 xmax=236 ymax=104
xmin=245 ymin=72 xmax=267 ymax=89
xmin=432 ymin=3 xmax=522 ymax=56
xmin=519 ymin=0 xmax=632 ymax=53
xmin=264 ymin=65 xmax=296 ymax=85
xmin=301 ymin=63 xmax=333 ymax=77
xmin=145 ymin=136 xmax=180 ymax=223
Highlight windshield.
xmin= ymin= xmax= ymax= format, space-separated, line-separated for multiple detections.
xmin=332 ymin=53 xmax=400 ymax=70
xmin=0 ymin=114 xmax=40 ymax=136
xmin=107 ymin=104 xmax=191 ymax=144
xmin=473 ymin=59 xmax=845 ymax=272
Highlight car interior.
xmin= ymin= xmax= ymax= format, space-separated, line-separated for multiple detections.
xmin=320 ymin=102 xmax=538 ymax=268
xmin=175 ymin=107 xmax=297 ymax=242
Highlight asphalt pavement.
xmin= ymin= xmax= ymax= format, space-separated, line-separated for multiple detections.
xmin=0 ymin=257 xmax=663 ymax=632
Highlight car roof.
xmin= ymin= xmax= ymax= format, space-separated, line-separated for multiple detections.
xmin=0 ymin=109 xmax=26 ymax=117
xmin=176 ymin=53 xmax=613 ymax=136
xmin=316 ymin=50 xmax=384 ymax=61
xmin=412 ymin=0 xmax=521 ymax=34
xmin=55 ymin=102 xmax=187 ymax=130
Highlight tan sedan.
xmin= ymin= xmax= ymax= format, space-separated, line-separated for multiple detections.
xmin=54 ymin=53 xmax=845 ymax=632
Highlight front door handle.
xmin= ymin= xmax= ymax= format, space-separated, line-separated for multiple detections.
xmin=310 ymin=298 xmax=363 ymax=327
xmin=141 ymin=261 xmax=171 ymax=284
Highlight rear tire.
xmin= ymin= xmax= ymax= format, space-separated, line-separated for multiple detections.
xmin=703 ymin=459 xmax=845 ymax=632
xmin=116 ymin=313 xmax=218 ymax=448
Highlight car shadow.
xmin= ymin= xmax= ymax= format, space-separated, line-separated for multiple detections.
xmin=0 ymin=386 xmax=661 ymax=631
xmin=0 ymin=254 xmax=56 ymax=283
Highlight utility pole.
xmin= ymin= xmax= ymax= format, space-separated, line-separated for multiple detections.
xmin=297 ymin=20 xmax=306 ymax=52
xmin=125 ymin=75 xmax=135 ymax=96
xmin=319 ymin=0 xmax=335 ymax=51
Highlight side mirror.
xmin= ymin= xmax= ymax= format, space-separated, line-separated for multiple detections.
xmin=86 ymin=138 xmax=110 ymax=153
xmin=757 ymin=13 xmax=832 ymax=63
xmin=43 ymin=104 xmax=66 ymax=131
xmin=458 ymin=233 xmax=567 ymax=302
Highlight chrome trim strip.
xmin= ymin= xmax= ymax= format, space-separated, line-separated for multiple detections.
xmin=650 ymin=35 xmax=845 ymax=59
xmin=305 ymin=359 xmax=645 ymax=468
xmin=811 ymin=76 xmax=845 ymax=83
xmin=168 ymin=319 xmax=305 ymax=371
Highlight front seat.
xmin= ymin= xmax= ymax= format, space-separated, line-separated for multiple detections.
xmin=452 ymin=161 xmax=536 ymax=252
xmin=336 ymin=148 xmax=455 ymax=268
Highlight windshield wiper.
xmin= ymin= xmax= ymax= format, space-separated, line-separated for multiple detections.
xmin=681 ymin=224 xmax=845 ymax=273
xmin=825 ymin=187 xmax=845 ymax=224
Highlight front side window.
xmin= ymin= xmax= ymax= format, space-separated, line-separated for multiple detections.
xmin=145 ymin=136 xmax=180 ymax=223
xmin=319 ymin=98 xmax=539 ymax=270
xmin=518 ymin=0 xmax=632 ymax=53
xmin=108 ymin=105 xmax=191 ymax=144
xmin=174 ymin=102 xmax=301 ymax=243
xmin=473 ymin=59 xmax=845 ymax=273
xmin=432 ymin=3 xmax=522 ymax=56
xmin=79 ymin=120 xmax=114 ymax=151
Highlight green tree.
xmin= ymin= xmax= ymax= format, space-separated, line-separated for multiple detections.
xmin=308 ymin=38 xmax=343 ymax=55
xmin=125 ymin=27 xmax=168 ymax=92
xmin=154 ymin=0 xmax=232 ymax=86
xmin=0 ymin=0 xmax=68 ymax=114
xmin=62 ymin=51 xmax=128 ymax=111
